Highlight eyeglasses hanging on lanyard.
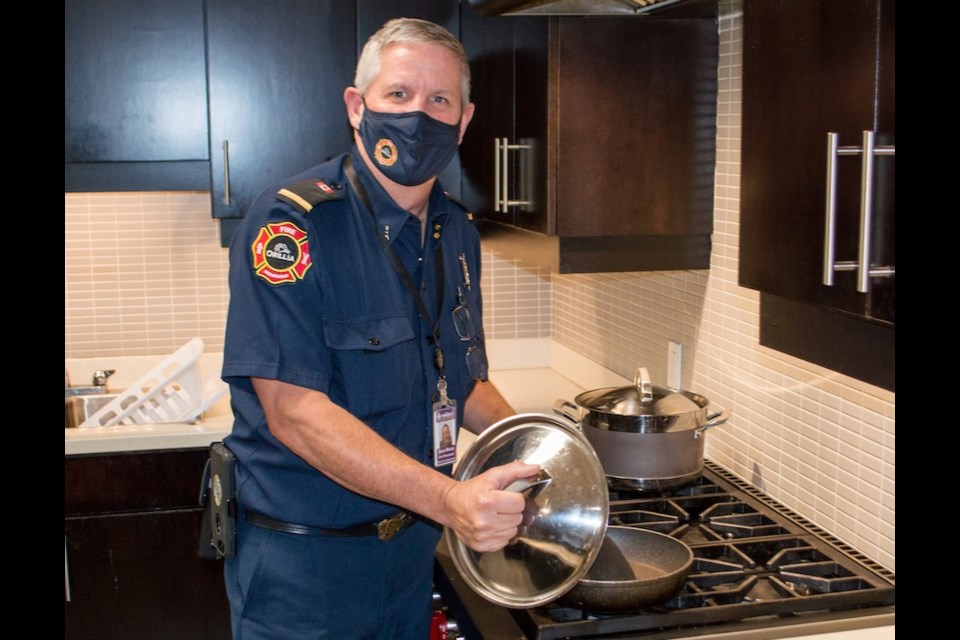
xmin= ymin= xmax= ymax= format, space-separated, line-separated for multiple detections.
xmin=343 ymin=156 xmax=488 ymax=384
xmin=452 ymin=285 xmax=489 ymax=382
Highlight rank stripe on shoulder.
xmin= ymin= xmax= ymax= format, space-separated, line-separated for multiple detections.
xmin=276 ymin=179 xmax=343 ymax=214
xmin=277 ymin=188 xmax=315 ymax=213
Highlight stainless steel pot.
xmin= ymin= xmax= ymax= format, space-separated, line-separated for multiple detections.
xmin=555 ymin=368 xmax=731 ymax=491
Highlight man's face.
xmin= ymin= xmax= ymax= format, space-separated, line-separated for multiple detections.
xmin=350 ymin=41 xmax=474 ymax=142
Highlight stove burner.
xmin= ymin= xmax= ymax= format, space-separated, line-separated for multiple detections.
xmin=435 ymin=462 xmax=895 ymax=640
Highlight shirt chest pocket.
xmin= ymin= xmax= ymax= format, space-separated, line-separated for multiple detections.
xmin=322 ymin=314 xmax=419 ymax=421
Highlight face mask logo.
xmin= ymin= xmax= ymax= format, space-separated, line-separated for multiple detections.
xmin=373 ymin=138 xmax=399 ymax=167
xmin=358 ymin=106 xmax=461 ymax=186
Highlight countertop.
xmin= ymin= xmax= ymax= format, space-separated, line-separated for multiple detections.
xmin=64 ymin=339 xmax=610 ymax=456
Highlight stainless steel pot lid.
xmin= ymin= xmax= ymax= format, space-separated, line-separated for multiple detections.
xmin=574 ymin=367 xmax=706 ymax=417
xmin=446 ymin=413 xmax=609 ymax=608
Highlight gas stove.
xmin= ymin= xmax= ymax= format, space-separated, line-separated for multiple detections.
xmin=433 ymin=460 xmax=894 ymax=639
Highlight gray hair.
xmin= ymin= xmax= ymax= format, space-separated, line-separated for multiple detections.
xmin=355 ymin=18 xmax=471 ymax=106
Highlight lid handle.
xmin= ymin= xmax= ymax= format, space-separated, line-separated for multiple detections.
xmin=504 ymin=468 xmax=552 ymax=498
xmin=634 ymin=367 xmax=653 ymax=403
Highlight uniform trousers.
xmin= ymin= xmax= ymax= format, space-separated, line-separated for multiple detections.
xmin=225 ymin=509 xmax=441 ymax=639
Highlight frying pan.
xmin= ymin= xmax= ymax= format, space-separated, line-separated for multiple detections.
xmin=557 ymin=526 xmax=694 ymax=612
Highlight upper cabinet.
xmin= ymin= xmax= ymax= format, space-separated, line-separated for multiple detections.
xmin=206 ymin=0 xmax=356 ymax=238
xmin=739 ymin=0 xmax=895 ymax=390
xmin=65 ymin=0 xmax=463 ymax=246
xmin=460 ymin=7 xmax=719 ymax=273
xmin=64 ymin=0 xmax=210 ymax=190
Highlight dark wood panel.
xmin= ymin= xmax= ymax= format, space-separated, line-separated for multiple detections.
xmin=206 ymin=0 xmax=357 ymax=219
xmin=65 ymin=509 xmax=230 ymax=640
xmin=739 ymin=0 xmax=893 ymax=322
xmin=65 ymin=448 xmax=209 ymax=515
xmin=65 ymin=161 xmax=210 ymax=192
xmin=463 ymin=11 xmax=717 ymax=274
xmin=65 ymin=0 xmax=209 ymax=164
xmin=759 ymin=293 xmax=894 ymax=392
xmin=555 ymin=17 xmax=717 ymax=239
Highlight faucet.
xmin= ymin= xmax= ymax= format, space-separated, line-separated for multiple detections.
xmin=92 ymin=369 xmax=116 ymax=387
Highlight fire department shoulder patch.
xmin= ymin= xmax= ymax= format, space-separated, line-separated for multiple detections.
xmin=251 ymin=221 xmax=312 ymax=285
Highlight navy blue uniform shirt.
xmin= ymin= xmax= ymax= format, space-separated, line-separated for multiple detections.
xmin=222 ymin=147 xmax=483 ymax=528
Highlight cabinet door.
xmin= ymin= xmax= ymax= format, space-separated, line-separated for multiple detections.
xmin=65 ymin=0 xmax=210 ymax=190
xmin=207 ymin=0 xmax=356 ymax=223
xmin=740 ymin=0 xmax=895 ymax=325
xmin=65 ymin=509 xmax=231 ymax=640
xmin=459 ymin=4 xmax=523 ymax=225
xmin=462 ymin=13 xmax=717 ymax=273
xmin=553 ymin=17 xmax=717 ymax=240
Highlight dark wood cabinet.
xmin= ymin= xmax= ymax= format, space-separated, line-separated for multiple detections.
xmin=460 ymin=8 xmax=719 ymax=273
xmin=64 ymin=0 xmax=210 ymax=191
xmin=206 ymin=0 xmax=356 ymax=239
xmin=65 ymin=449 xmax=230 ymax=640
xmin=739 ymin=0 xmax=895 ymax=390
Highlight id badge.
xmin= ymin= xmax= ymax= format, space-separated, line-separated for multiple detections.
xmin=433 ymin=399 xmax=458 ymax=468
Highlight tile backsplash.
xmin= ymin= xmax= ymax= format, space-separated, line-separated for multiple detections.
xmin=64 ymin=0 xmax=893 ymax=573
xmin=64 ymin=192 xmax=549 ymax=358
xmin=65 ymin=191 xmax=229 ymax=357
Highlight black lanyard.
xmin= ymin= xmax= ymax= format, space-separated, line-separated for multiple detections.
xmin=344 ymin=155 xmax=447 ymax=376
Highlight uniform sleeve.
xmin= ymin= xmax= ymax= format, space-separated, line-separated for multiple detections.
xmin=221 ymin=195 xmax=331 ymax=394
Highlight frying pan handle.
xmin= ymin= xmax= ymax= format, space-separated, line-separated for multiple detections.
xmin=695 ymin=408 xmax=732 ymax=439
xmin=553 ymin=399 xmax=582 ymax=426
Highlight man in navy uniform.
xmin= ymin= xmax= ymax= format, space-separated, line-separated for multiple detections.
xmin=221 ymin=17 xmax=537 ymax=638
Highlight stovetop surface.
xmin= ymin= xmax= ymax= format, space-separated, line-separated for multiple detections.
xmin=436 ymin=460 xmax=895 ymax=640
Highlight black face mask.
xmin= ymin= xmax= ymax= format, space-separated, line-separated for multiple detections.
xmin=358 ymin=106 xmax=461 ymax=186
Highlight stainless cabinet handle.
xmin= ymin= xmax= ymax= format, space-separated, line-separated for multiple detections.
xmin=222 ymin=140 xmax=231 ymax=207
xmin=494 ymin=138 xmax=502 ymax=212
xmin=822 ymin=131 xmax=895 ymax=292
xmin=495 ymin=137 xmax=532 ymax=211
xmin=501 ymin=136 xmax=510 ymax=210
xmin=65 ymin=535 xmax=72 ymax=602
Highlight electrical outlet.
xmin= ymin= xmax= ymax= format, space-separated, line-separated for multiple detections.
xmin=667 ymin=341 xmax=683 ymax=390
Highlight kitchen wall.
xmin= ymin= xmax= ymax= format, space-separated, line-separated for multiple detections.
xmin=64 ymin=0 xmax=894 ymax=572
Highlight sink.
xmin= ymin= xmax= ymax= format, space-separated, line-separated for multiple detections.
xmin=65 ymin=391 xmax=120 ymax=428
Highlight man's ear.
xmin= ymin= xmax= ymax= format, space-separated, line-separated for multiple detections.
xmin=344 ymin=87 xmax=364 ymax=129
xmin=458 ymin=102 xmax=476 ymax=144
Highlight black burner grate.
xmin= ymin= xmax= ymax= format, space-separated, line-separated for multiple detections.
xmin=505 ymin=462 xmax=896 ymax=640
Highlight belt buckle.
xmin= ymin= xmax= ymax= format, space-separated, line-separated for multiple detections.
xmin=377 ymin=513 xmax=406 ymax=541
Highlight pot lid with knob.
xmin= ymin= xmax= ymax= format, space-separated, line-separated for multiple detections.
xmin=574 ymin=367 xmax=704 ymax=418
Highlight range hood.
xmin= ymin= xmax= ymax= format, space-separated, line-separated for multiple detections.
xmin=466 ymin=0 xmax=710 ymax=16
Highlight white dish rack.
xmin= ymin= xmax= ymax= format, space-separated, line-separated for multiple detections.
xmin=79 ymin=338 xmax=228 ymax=428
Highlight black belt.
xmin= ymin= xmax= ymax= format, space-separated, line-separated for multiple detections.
xmin=244 ymin=509 xmax=414 ymax=541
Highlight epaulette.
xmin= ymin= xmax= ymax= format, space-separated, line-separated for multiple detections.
xmin=276 ymin=179 xmax=345 ymax=214
xmin=442 ymin=191 xmax=474 ymax=221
